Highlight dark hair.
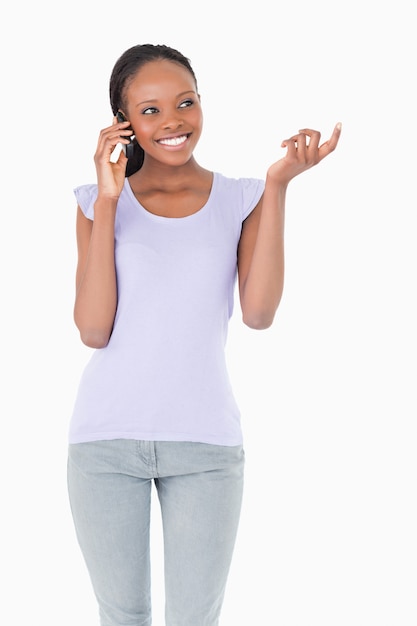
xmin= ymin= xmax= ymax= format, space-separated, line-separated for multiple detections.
xmin=109 ymin=44 xmax=198 ymax=176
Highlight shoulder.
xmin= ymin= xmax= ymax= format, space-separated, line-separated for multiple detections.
xmin=214 ymin=173 xmax=264 ymax=221
xmin=214 ymin=172 xmax=264 ymax=194
xmin=73 ymin=183 xmax=99 ymax=220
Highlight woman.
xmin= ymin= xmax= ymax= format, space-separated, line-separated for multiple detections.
xmin=68 ymin=43 xmax=341 ymax=626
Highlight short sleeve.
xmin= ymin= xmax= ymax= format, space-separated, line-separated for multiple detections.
xmin=73 ymin=184 xmax=98 ymax=220
xmin=240 ymin=178 xmax=265 ymax=221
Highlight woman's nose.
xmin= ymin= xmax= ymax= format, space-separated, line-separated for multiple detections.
xmin=161 ymin=111 xmax=184 ymax=130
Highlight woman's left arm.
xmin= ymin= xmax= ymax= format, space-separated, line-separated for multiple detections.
xmin=237 ymin=123 xmax=342 ymax=329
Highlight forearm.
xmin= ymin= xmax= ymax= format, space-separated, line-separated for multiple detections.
xmin=240 ymin=177 xmax=286 ymax=329
xmin=74 ymin=199 xmax=118 ymax=347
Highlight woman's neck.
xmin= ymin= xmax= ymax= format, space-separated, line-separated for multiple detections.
xmin=131 ymin=156 xmax=210 ymax=191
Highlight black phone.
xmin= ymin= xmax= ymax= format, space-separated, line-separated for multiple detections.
xmin=116 ymin=111 xmax=135 ymax=159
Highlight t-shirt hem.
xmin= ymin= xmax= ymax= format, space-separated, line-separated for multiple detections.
xmin=68 ymin=430 xmax=243 ymax=447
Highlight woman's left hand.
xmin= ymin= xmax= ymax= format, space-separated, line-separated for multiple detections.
xmin=267 ymin=122 xmax=342 ymax=185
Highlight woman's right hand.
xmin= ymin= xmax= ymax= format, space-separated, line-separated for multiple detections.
xmin=93 ymin=117 xmax=133 ymax=199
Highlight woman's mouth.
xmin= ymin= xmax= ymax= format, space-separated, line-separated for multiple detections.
xmin=157 ymin=134 xmax=189 ymax=147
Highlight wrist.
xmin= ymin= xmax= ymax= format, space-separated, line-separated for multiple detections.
xmin=265 ymin=171 xmax=289 ymax=192
xmin=94 ymin=196 xmax=119 ymax=219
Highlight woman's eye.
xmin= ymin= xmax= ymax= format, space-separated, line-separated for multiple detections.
xmin=179 ymin=99 xmax=193 ymax=109
xmin=142 ymin=107 xmax=159 ymax=115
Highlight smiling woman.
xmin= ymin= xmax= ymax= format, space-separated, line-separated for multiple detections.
xmin=109 ymin=45 xmax=203 ymax=178
xmin=67 ymin=42 xmax=341 ymax=626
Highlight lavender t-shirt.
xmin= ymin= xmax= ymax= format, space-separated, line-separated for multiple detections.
xmin=69 ymin=172 xmax=264 ymax=446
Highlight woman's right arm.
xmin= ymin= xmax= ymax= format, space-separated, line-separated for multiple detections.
xmin=73 ymin=118 xmax=132 ymax=348
xmin=74 ymin=199 xmax=118 ymax=348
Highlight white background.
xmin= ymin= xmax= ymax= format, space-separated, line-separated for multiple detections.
xmin=1 ymin=1 xmax=416 ymax=624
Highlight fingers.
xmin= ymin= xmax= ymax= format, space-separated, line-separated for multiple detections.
xmin=95 ymin=119 xmax=133 ymax=162
xmin=110 ymin=117 xmax=133 ymax=146
xmin=281 ymin=129 xmax=320 ymax=165
xmin=319 ymin=122 xmax=342 ymax=158
xmin=298 ymin=128 xmax=321 ymax=152
xmin=282 ymin=123 xmax=341 ymax=164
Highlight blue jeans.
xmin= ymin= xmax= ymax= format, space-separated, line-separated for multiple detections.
xmin=67 ymin=439 xmax=245 ymax=626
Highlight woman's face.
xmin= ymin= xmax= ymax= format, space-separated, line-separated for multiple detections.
xmin=124 ymin=59 xmax=203 ymax=168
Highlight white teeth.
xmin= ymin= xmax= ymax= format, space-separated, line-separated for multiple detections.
xmin=158 ymin=135 xmax=187 ymax=146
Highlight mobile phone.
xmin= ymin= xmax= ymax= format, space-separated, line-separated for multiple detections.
xmin=116 ymin=111 xmax=135 ymax=159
